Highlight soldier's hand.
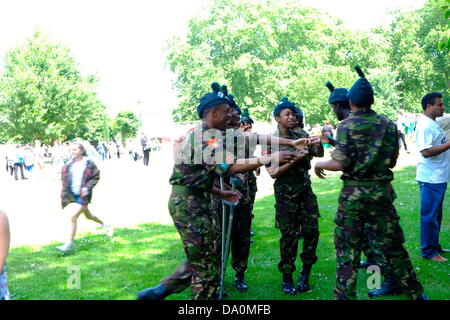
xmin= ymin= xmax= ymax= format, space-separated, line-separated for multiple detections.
xmin=314 ymin=164 xmax=326 ymax=179
xmin=286 ymin=149 xmax=309 ymax=164
xmin=270 ymin=151 xmax=296 ymax=164
xmin=309 ymin=136 xmax=322 ymax=145
xmin=292 ymin=138 xmax=310 ymax=150
xmin=219 ymin=190 xmax=242 ymax=204
xmin=255 ymin=167 xmax=261 ymax=176
xmin=295 ymin=148 xmax=309 ymax=159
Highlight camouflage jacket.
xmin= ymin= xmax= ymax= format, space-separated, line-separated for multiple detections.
xmin=266 ymin=128 xmax=322 ymax=193
xmin=221 ymin=128 xmax=253 ymax=195
xmin=169 ymin=123 xmax=230 ymax=192
xmin=331 ymin=109 xmax=399 ymax=182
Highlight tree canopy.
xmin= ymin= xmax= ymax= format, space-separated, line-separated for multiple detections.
xmin=0 ymin=31 xmax=109 ymax=144
xmin=112 ymin=111 xmax=140 ymax=146
xmin=166 ymin=0 xmax=449 ymax=124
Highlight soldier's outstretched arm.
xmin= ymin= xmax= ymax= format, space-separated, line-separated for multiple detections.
xmin=266 ymin=150 xmax=309 ymax=179
xmin=247 ymin=132 xmax=317 ymax=151
xmin=314 ymin=159 xmax=343 ymax=179
xmin=227 ymin=151 xmax=298 ymax=175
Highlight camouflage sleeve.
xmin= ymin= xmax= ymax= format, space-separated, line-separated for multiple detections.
xmin=331 ymin=122 xmax=354 ymax=169
xmin=262 ymin=140 xmax=272 ymax=167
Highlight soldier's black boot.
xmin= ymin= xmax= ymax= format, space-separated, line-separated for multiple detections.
xmin=282 ymin=273 xmax=297 ymax=295
xmin=136 ymin=284 xmax=173 ymax=300
xmin=235 ymin=273 xmax=248 ymax=292
xmin=297 ymin=264 xmax=312 ymax=293
xmin=367 ymin=276 xmax=404 ymax=298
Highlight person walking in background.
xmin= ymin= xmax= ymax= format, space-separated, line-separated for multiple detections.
xmin=141 ymin=134 xmax=150 ymax=166
xmin=397 ymin=111 xmax=409 ymax=153
xmin=23 ymin=144 xmax=35 ymax=178
xmin=415 ymin=92 xmax=450 ymax=262
xmin=108 ymin=140 xmax=117 ymax=160
xmin=33 ymin=140 xmax=47 ymax=180
xmin=56 ymin=142 xmax=112 ymax=253
xmin=96 ymin=142 xmax=106 ymax=161
xmin=13 ymin=144 xmax=26 ymax=180
xmin=0 ymin=210 xmax=10 ymax=300
xmin=322 ymin=120 xmax=334 ymax=152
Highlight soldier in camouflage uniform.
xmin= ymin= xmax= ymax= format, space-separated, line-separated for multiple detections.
xmin=265 ymin=97 xmax=323 ymax=295
xmin=239 ymin=108 xmax=258 ymax=213
xmin=315 ymin=66 xmax=426 ymax=300
xmin=324 ymin=81 xmax=379 ymax=271
xmin=210 ymin=86 xmax=313 ymax=293
xmin=137 ymin=83 xmax=301 ymax=300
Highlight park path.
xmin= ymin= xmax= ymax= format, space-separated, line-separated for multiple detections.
xmin=1 ymin=145 xmax=416 ymax=248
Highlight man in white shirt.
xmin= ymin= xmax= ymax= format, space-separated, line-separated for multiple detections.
xmin=397 ymin=111 xmax=409 ymax=153
xmin=415 ymin=92 xmax=450 ymax=262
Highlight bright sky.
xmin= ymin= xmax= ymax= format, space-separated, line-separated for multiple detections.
xmin=0 ymin=0 xmax=427 ymax=121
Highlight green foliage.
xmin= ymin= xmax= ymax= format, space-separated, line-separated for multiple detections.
xmin=376 ymin=0 xmax=449 ymax=112
xmin=166 ymin=0 xmax=449 ymax=124
xmin=0 ymin=31 xmax=109 ymax=144
xmin=438 ymin=0 xmax=450 ymax=50
xmin=112 ymin=111 xmax=140 ymax=146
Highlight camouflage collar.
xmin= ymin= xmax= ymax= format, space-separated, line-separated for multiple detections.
xmin=201 ymin=122 xmax=210 ymax=130
xmin=276 ymin=127 xmax=294 ymax=139
xmin=351 ymin=108 xmax=376 ymax=116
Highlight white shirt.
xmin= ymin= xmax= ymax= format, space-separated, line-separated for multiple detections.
xmin=415 ymin=115 xmax=450 ymax=184
xmin=70 ymin=158 xmax=88 ymax=195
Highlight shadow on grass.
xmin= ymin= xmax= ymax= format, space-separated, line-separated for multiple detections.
xmin=8 ymin=222 xmax=190 ymax=300
xmin=7 ymin=165 xmax=449 ymax=300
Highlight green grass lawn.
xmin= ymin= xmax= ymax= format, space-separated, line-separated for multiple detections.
xmin=7 ymin=165 xmax=449 ymax=300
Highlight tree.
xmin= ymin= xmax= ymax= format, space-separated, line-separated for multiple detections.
xmin=165 ymin=0 xmax=400 ymax=124
xmin=379 ymin=0 xmax=449 ymax=112
xmin=0 ymin=31 xmax=109 ymax=144
xmin=438 ymin=0 xmax=450 ymax=50
xmin=112 ymin=111 xmax=140 ymax=146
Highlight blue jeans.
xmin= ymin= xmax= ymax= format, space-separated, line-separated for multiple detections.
xmin=418 ymin=181 xmax=447 ymax=259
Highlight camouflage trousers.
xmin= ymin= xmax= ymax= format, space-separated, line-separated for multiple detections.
xmin=274 ymin=186 xmax=320 ymax=274
xmin=361 ymin=240 xmax=377 ymax=264
xmin=334 ymin=183 xmax=424 ymax=300
xmin=211 ymin=190 xmax=253 ymax=276
xmin=166 ymin=190 xmax=221 ymax=300
xmin=247 ymin=171 xmax=258 ymax=211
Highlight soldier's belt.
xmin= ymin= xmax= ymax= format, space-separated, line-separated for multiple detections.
xmin=171 ymin=184 xmax=204 ymax=196
xmin=343 ymin=180 xmax=390 ymax=188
